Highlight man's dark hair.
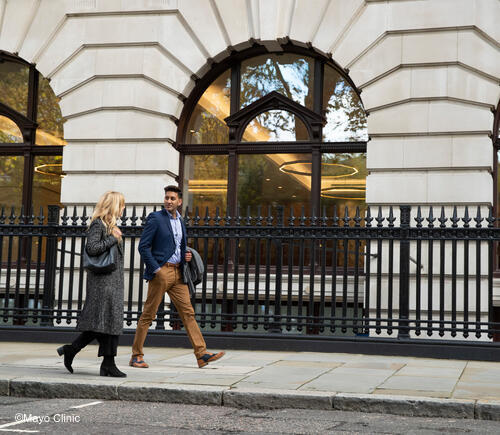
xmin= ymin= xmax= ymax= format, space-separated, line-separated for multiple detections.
xmin=164 ymin=185 xmax=182 ymax=199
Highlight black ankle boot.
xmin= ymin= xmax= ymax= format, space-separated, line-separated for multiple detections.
xmin=57 ymin=345 xmax=77 ymax=374
xmin=100 ymin=356 xmax=126 ymax=378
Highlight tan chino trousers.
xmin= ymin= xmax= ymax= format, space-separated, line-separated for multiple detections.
xmin=132 ymin=264 xmax=206 ymax=359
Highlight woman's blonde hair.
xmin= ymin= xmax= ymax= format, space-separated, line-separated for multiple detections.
xmin=90 ymin=191 xmax=125 ymax=234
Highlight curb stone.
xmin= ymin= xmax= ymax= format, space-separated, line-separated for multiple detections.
xmin=475 ymin=400 xmax=500 ymax=421
xmin=0 ymin=379 xmax=8 ymax=396
xmin=3 ymin=379 xmax=500 ymax=421
xmin=118 ymin=383 xmax=225 ymax=405
xmin=10 ymin=377 xmax=121 ymax=400
xmin=223 ymin=388 xmax=334 ymax=410
xmin=334 ymin=393 xmax=475 ymax=419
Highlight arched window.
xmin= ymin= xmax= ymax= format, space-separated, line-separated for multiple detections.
xmin=177 ymin=44 xmax=367 ymax=218
xmin=0 ymin=51 xmax=65 ymax=215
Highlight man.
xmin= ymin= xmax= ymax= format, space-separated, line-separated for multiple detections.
xmin=130 ymin=185 xmax=224 ymax=368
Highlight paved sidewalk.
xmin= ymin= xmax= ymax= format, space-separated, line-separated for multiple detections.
xmin=1 ymin=342 xmax=500 ymax=421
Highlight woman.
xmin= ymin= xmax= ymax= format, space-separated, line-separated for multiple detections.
xmin=57 ymin=191 xmax=126 ymax=377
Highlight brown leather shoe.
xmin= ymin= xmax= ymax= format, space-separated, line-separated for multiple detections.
xmin=197 ymin=351 xmax=225 ymax=368
xmin=129 ymin=356 xmax=149 ymax=368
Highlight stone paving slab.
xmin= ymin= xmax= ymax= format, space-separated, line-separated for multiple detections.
xmin=0 ymin=342 xmax=500 ymax=421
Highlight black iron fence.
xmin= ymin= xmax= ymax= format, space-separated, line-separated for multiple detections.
xmin=0 ymin=204 xmax=499 ymax=347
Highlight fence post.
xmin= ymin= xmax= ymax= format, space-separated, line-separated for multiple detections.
xmin=398 ymin=205 xmax=411 ymax=339
xmin=270 ymin=205 xmax=284 ymax=333
xmin=41 ymin=205 xmax=59 ymax=326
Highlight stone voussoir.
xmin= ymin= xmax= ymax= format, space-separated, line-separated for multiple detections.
xmin=334 ymin=393 xmax=475 ymax=419
xmin=10 ymin=377 xmax=121 ymax=400
xmin=118 ymin=382 xmax=225 ymax=405
xmin=474 ymin=400 xmax=500 ymax=421
xmin=223 ymin=388 xmax=334 ymax=410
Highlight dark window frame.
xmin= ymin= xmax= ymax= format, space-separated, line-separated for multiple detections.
xmin=175 ymin=41 xmax=368 ymax=216
xmin=0 ymin=51 xmax=63 ymax=213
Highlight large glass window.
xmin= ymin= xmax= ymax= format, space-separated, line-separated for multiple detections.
xmin=0 ymin=52 xmax=65 ymax=214
xmin=180 ymin=46 xmax=367 ymax=218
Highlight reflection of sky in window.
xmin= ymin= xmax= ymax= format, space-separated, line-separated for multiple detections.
xmin=241 ymin=56 xmax=312 ymax=108
xmin=323 ymin=81 xmax=368 ymax=142
xmin=244 ymin=110 xmax=306 ymax=142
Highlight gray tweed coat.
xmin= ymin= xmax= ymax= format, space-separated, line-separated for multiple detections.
xmin=77 ymin=219 xmax=124 ymax=336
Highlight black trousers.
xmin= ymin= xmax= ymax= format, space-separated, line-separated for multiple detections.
xmin=71 ymin=331 xmax=119 ymax=357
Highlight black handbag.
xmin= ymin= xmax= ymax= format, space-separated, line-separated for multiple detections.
xmin=82 ymin=243 xmax=118 ymax=274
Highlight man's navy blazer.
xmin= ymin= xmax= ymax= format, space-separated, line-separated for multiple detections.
xmin=138 ymin=209 xmax=187 ymax=281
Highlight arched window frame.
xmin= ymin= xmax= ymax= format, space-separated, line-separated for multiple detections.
xmin=0 ymin=51 xmax=64 ymax=213
xmin=175 ymin=42 xmax=368 ymax=216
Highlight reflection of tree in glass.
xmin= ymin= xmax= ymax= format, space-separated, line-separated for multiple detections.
xmin=322 ymin=153 xmax=367 ymax=179
xmin=241 ymin=55 xmax=313 ymax=108
xmin=0 ymin=63 xmax=29 ymax=116
xmin=36 ymin=76 xmax=65 ymax=143
xmin=190 ymin=108 xmax=228 ymax=144
xmin=0 ymin=116 xmax=23 ymax=143
xmin=323 ymin=66 xmax=367 ymax=142
xmin=244 ymin=110 xmax=308 ymax=142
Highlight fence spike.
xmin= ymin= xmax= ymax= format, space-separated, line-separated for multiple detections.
xmin=288 ymin=206 xmax=295 ymax=226
xmin=0 ymin=206 xmax=5 ymax=224
xmin=61 ymin=206 xmax=68 ymax=225
xmin=140 ymin=206 xmax=147 ymax=225
xmin=19 ymin=204 xmax=25 ymax=224
xmin=474 ymin=206 xmax=483 ymax=228
xmin=299 ymin=205 xmax=306 ymax=226
xmin=71 ymin=206 xmax=78 ymax=225
xmin=37 ymin=206 xmax=45 ymax=225
xmin=487 ymin=205 xmax=495 ymax=228
xmin=256 ymin=205 xmax=263 ymax=226
xmin=246 ymin=205 xmax=252 ymax=225
xmin=214 ymin=207 xmax=221 ymax=226
xmin=364 ymin=206 xmax=373 ymax=227
xmin=415 ymin=206 xmax=423 ymax=227
xmin=451 ymin=206 xmax=459 ymax=228
xmin=194 ymin=206 xmax=200 ymax=226
xmin=343 ymin=206 xmax=350 ymax=227
xmin=9 ymin=206 xmax=16 ymax=224
xmin=321 ymin=205 xmax=328 ymax=226
xmin=153 ymin=205 xmax=157 ymax=212
xmin=427 ymin=206 xmax=435 ymax=228
xmin=120 ymin=206 xmax=128 ymax=226
xmin=224 ymin=210 xmax=231 ymax=226
xmin=438 ymin=206 xmax=447 ymax=228
xmin=463 ymin=206 xmax=470 ymax=227
xmin=203 ymin=207 xmax=210 ymax=225
xmin=354 ymin=206 xmax=361 ymax=227
xmin=332 ymin=205 xmax=339 ymax=227
xmin=388 ymin=206 xmax=395 ymax=227
xmin=130 ymin=205 xmax=138 ymax=226
xmin=376 ymin=206 xmax=384 ymax=227
xmin=183 ymin=206 xmax=190 ymax=226
xmin=235 ymin=205 xmax=242 ymax=225
xmin=28 ymin=205 xmax=34 ymax=225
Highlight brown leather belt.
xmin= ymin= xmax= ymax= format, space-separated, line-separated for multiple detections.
xmin=165 ymin=263 xmax=180 ymax=268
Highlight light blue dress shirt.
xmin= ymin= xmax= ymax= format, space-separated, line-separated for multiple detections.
xmin=166 ymin=210 xmax=182 ymax=264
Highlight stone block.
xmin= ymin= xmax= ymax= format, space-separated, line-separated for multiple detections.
xmin=334 ymin=393 xmax=475 ymax=418
xmin=118 ymin=382 xmax=224 ymax=405
xmin=209 ymin=0 xmax=249 ymax=47
xmin=458 ymin=30 xmax=500 ymax=80
xmin=10 ymin=377 xmax=121 ymax=400
xmin=0 ymin=378 xmax=9 ymax=396
xmin=313 ymin=0 xmax=364 ymax=54
xmin=475 ymin=400 xmax=500 ymax=421
xmin=402 ymin=31 xmax=458 ymax=64
xmin=223 ymin=388 xmax=334 ymax=410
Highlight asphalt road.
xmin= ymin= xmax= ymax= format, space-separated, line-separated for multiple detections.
xmin=1 ymin=396 xmax=499 ymax=434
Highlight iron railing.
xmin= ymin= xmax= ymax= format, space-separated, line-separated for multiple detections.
xmin=0 ymin=204 xmax=499 ymax=345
